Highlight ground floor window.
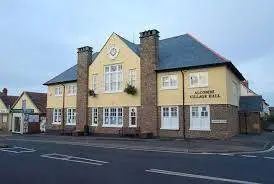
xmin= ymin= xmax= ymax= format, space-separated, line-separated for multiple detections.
xmin=91 ymin=108 xmax=98 ymax=126
xmin=129 ymin=107 xmax=137 ymax=127
xmin=67 ymin=108 xmax=76 ymax=125
xmin=53 ymin=108 xmax=62 ymax=124
xmin=190 ymin=105 xmax=210 ymax=131
xmin=103 ymin=107 xmax=123 ymax=127
xmin=161 ymin=106 xmax=179 ymax=130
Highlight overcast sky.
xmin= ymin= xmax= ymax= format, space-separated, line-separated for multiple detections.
xmin=0 ymin=0 xmax=273 ymax=104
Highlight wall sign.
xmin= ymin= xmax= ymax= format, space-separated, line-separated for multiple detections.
xmin=212 ymin=120 xmax=227 ymax=124
xmin=0 ymin=109 xmax=8 ymax=113
xmin=190 ymin=90 xmax=220 ymax=99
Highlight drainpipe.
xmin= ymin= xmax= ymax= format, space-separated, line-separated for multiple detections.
xmin=181 ymin=70 xmax=186 ymax=140
xmin=61 ymin=84 xmax=65 ymax=134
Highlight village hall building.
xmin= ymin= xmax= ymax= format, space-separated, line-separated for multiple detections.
xmin=44 ymin=29 xmax=245 ymax=139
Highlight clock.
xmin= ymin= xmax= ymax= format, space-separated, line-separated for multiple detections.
xmin=107 ymin=45 xmax=119 ymax=60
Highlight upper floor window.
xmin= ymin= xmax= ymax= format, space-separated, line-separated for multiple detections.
xmin=189 ymin=72 xmax=208 ymax=88
xmin=91 ymin=74 xmax=98 ymax=92
xmin=161 ymin=75 xmax=178 ymax=89
xmin=129 ymin=69 xmax=136 ymax=87
xmin=54 ymin=87 xmax=63 ymax=96
xmin=104 ymin=64 xmax=123 ymax=92
xmin=68 ymin=85 xmax=77 ymax=95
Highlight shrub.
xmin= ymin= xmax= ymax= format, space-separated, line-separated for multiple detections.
xmin=124 ymin=83 xmax=137 ymax=95
xmin=89 ymin=89 xmax=96 ymax=97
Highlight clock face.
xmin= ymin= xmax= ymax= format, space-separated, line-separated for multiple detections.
xmin=108 ymin=45 xmax=119 ymax=60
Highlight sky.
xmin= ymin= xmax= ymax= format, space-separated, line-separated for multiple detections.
xmin=0 ymin=0 xmax=273 ymax=104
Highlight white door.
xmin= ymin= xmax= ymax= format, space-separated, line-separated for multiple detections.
xmin=161 ymin=106 xmax=179 ymax=130
xmin=190 ymin=105 xmax=210 ymax=131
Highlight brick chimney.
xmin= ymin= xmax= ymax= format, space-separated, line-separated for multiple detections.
xmin=1 ymin=88 xmax=8 ymax=96
xmin=139 ymin=29 xmax=160 ymax=136
xmin=76 ymin=46 xmax=93 ymax=131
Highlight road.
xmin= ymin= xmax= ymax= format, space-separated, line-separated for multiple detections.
xmin=0 ymin=136 xmax=273 ymax=184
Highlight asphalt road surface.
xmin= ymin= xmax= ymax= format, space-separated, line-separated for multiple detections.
xmin=0 ymin=137 xmax=274 ymax=184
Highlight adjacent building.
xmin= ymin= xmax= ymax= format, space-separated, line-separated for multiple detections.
xmin=44 ymin=29 xmax=246 ymax=139
xmin=11 ymin=91 xmax=47 ymax=134
xmin=0 ymin=88 xmax=18 ymax=131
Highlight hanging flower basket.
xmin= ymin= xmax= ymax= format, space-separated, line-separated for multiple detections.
xmin=89 ymin=89 xmax=97 ymax=97
xmin=124 ymin=83 xmax=137 ymax=95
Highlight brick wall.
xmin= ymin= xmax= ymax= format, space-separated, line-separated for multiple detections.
xmin=139 ymin=30 xmax=159 ymax=136
xmin=157 ymin=105 xmax=239 ymax=139
xmin=76 ymin=46 xmax=92 ymax=131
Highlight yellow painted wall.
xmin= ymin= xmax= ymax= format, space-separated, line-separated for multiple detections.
xmin=13 ymin=92 xmax=40 ymax=113
xmin=157 ymin=71 xmax=184 ymax=105
xmin=88 ymin=33 xmax=141 ymax=107
xmin=226 ymin=67 xmax=241 ymax=106
xmin=47 ymin=82 xmax=77 ymax=108
xmin=0 ymin=99 xmax=7 ymax=110
xmin=157 ymin=66 xmax=232 ymax=106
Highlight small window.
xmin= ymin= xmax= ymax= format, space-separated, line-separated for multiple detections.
xmin=53 ymin=109 xmax=62 ymax=123
xmin=103 ymin=107 xmax=123 ymax=127
xmin=67 ymin=108 xmax=76 ymax=125
xmin=92 ymin=108 xmax=98 ymax=126
xmin=68 ymin=85 xmax=77 ymax=95
xmin=54 ymin=87 xmax=63 ymax=96
xmin=92 ymin=75 xmax=98 ymax=92
xmin=161 ymin=75 xmax=178 ymax=89
xmin=129 ymin=107 xmax=137 ymax=127
xmin=129 ymin=69 xmax=136 ymax=87
xmin=189 ymin=72 xmax=208 ymax=88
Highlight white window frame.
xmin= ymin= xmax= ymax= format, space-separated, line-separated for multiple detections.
xmin=52 ymin=108 xmax=62 ymax=124
xmin=54 ymin=86 xmax=63 ymax=96
xmin=91 ymin=74 xmax=98 ymax=93
xmin=190 ymin=105 xmax=210 ymax=131
xmin=91 ymin=107 xmax=98 ymax=126
xmin=67 ymin=85 xmax=77 ymax=96
xmin=104 ymin=64 xmax=123 ymax=93
xmin=161 ymin=106 xmax=179 ymax=130
xmin=129 ymin=69 xmax=137 ymax=87
xmin=103 ymin=107 xmax=123 ymax=127
xmin=189 ymin=72 xmax=208 ymax=88
xmin=129 ymin=107 xmax=137 ymax=127
xmin=161 ymin=75 xmax=178 ymax=89
xmin=66 ymin=108 xmax=76 ymax=125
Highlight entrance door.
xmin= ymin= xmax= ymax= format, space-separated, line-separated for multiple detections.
xmin=13 ymin=113 xmax=22 ymax=133
xmin=161 ymin=106 xmax=179 ymax=130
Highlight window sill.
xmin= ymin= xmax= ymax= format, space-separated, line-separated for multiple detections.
xmin=54 ymin=95 xmax=63 ymax=97
xmin=102 ymin=125 xmax=123 ymax=128
xmin=103 ymin=90 xmax=123 ymax=94
xmin=52 ymin=122 xmax=61 ymax=125
xmin=161 ymin=87 xmax=178 ymax=90
xmin=160 ymin=127 xmax=179 ymax=130
xmin=65 ymin=123 xmax=76 ymax=126
xmin=129 ymin=125 xmax=137 ymax=128
xmin=188 ymin=86 xmax=208 ymax=89
xmin=67 ymin=94 xmax=76 ymax=96
xmin=90 ymin=124 xmax=98 ymax=127
xmin=189 ymin=128 xmax=211 ymax=131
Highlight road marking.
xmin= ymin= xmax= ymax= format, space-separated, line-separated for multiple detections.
xmin=0 ymin=146 xmax=36 ymax=153
xmin=218 ymin=153 xmax=234 ymax=156
xmin=264 ymin=156 xmax=274 ymax=160
xmin=241 ymin=155 xmax=257 ymax=158
xmin=40 ymin=153 xmax=109 ymax=166
xmin=145 ymin=169 xmax=261 ymax=184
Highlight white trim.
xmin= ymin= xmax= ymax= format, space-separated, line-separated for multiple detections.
xmin=103 ymin=107 xmax=123 ymax=127
xmin=91 ymin=107 xmax=98 ymax=126
xmin=161 ymin=75 xmax=178 ymax=90
xmin=189 ymin=105 xmax=210 ymax=131
xmin=66 ymin=108 xmax=76 ymax=125
xmin=54 ymin=86 xmax=63 ymax=96
xmin=52 ymin=108 xmax=62 ymax=124
xmin=67 ymin=84 xmax=77 ymax=96
xmin=161 ymin=106 xmax=179 ymax=130
xmin=104 ymin=64 xmax=123 ymax=93
xmin=129 ymin=107 xmax=137 ymax=127
xmin=188 ymin=72 xmax=208 ymax=88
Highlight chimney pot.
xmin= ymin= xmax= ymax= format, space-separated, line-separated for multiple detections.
xmin=2 ymin=88 xmax=7 ymax=96
xmin=139 ymin=29 xmax=159 ymax=38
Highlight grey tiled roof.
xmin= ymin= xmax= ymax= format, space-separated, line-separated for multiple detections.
xmin=240 ymin=96 xmax=263 ymax=112
xmin=44 ymin=52 xmax=98 ymax=85
xmin=0 ymin=95 xmax=18 ymax=109
xmin=44 ymin=33 xmax=244 ymax=85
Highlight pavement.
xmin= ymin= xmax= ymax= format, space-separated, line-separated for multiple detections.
xmin=1 ymin=134 xmax=274 ymax=184
xmin=1 ymin=132 xmax=274 ymax=153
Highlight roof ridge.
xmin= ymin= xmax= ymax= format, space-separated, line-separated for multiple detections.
xmin=159 ymin=34 xmax=188 ymax=41
xmin=186 ymin=33 xmax=229 ymax=62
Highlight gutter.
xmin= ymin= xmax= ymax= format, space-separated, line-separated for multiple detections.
xmin=181 ymin=70 xmax=186 ymax=139
xmin=61 ymin=84 xmax=66 ymax=134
